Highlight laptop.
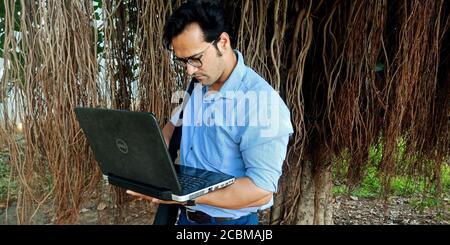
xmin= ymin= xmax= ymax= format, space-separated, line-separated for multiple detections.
xmin=74 ymin=107 xmax=235 ymax=202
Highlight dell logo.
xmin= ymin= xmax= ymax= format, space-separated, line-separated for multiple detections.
xmin=115 ymin=138 xmax=129 ymax=154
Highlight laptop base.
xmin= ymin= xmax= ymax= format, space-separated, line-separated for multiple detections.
xmin=107 ymin=174 xmax=173 ymax=201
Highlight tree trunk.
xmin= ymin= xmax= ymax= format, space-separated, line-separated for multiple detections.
xmin=271 ymin=160 xmax=333 ymax=225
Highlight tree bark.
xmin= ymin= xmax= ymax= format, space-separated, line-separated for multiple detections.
xmin=271 ymin=160 xmax=333 ymax=225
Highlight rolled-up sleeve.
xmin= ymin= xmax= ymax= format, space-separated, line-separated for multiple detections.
xmin=238 ymin=90 xmax=293 ymax=192
xmin=242 ymin=135 xmax=290 ymax=192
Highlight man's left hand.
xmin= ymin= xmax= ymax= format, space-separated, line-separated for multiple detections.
xmin=126 ymin=190 xmax=186 ymax=205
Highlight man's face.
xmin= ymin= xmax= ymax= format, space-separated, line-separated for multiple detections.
xmin=171 ymin=23 xmax=224 ymax=86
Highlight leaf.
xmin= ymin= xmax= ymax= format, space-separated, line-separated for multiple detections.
xmin=96 ymin=45 xmax=104 ymax=55
xmin=94 ymin=11 xmax=101 ymax=21
xmin=375 ymin=63 xmax=384 ymax=72
xmin=0 ymin=2 xmax=5 ymax=18
xmin=13 ymin=0 xmax=21 ymax=32
xmin=14 ymin=0 xmax=21 ymax=13
xmin=93 ymin=0 xmax=102 ymax=9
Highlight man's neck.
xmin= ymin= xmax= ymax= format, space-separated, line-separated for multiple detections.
xmin=209 ymin=51 xmax=238 ymax=92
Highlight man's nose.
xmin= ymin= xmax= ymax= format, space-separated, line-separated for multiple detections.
xmin=186 ymin=63 xmax=198 ymax=76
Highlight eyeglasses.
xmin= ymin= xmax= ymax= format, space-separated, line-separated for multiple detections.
xmin=173 ymin=40 xmax=217 ymax=68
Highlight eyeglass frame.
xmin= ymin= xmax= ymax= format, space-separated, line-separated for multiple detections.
xmin=172 ymin=39 xmax=218 ymax=68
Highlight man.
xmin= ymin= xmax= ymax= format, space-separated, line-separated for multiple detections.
xmin=127 ymin=0 xmax=293 ymax=225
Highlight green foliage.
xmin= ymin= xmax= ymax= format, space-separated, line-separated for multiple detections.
xmin=409 ymin=196 xmax=442 ymax=213
xmin=334 ymin=165 xmax=449 ymax=198
xmin=368 ymin=142 xmax=383 ymax=166
xmin=391 ymin=176 xmax=425 ymax=196
xmin=93 ymin=0 xmax=104 ymax=57
xmin=331 ymin=149 xmax=350 ymax=184
xmin=0 ymin=161 xmax=9 ymax=199
xmin=375 ymin=63 xmax=385 ymax=72
xmin=442 ymin=164 xmax=450 ymax=191
xmin=333 ymin=139 xmax=450 ymax=208
xmin=0 ymin=2 xmax=5 ymax=57
xmin=0 ymin=153 xmax=16 ymax=201
xmin=350 ymin=167 xmax=381 ymax=198
xmin=0 ymin=0 xmax=22 ymax=58
xmin=332 ymin=185 xmax=347 ymax=196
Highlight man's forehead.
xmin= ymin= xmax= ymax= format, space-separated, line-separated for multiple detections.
xmin=171 ymin=23 xmax=207 ymax=58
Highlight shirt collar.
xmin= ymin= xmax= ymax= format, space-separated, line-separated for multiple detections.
xmin=206 ymin=50 xmax=246 ymax=101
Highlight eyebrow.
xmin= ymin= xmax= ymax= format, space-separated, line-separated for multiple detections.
xmin=177 ymin=51 xmax=203 ymax=60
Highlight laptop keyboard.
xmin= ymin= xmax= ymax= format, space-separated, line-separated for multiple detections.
xmin=178 ymin=174 xmax=209 ymax=192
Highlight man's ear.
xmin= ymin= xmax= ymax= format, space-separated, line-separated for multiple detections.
xmin=218 ymin=32 xmax=230 ymax=52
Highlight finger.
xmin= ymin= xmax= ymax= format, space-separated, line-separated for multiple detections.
xmin=126 ymin=190 xmax=140 ymax=196
xmin=126 ymin=190 xmax=148 ymax=200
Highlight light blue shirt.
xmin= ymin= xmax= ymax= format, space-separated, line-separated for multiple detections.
xmin=178 ymin=50 xmax=293 ymax=219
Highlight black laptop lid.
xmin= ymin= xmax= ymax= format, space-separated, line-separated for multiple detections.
xmin=75 ymin=107 xmax=182 ymax=194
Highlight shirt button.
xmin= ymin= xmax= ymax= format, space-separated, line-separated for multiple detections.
xmin=190 ymin=147 xmax=193 ymax=150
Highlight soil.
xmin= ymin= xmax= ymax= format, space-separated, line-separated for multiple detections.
xmin=333 ymin=195 xmax=449 ymax=225
xmin=1 ymin=194 xmax=448 ymax=225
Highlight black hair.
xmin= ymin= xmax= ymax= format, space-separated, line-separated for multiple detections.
xmin=163 ymin=0 xmax=234 ymax=49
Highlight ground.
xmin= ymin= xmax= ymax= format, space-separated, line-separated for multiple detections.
xmin=0 ymin=187 xmax=157 ymax=225
xmin=333 ymin=195 xmax=449 ymax=225
xmin=1 ymin=193 xmax=448 ymax=224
